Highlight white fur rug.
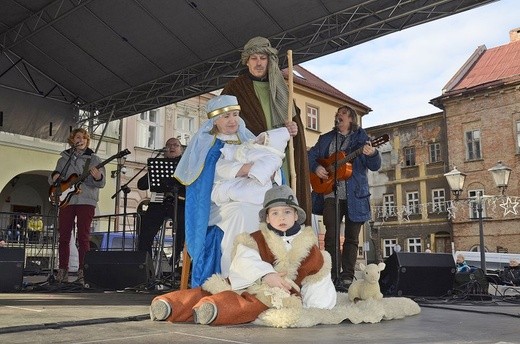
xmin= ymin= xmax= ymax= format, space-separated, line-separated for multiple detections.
xmin=253 ymin=293 xmax=421 ymax=328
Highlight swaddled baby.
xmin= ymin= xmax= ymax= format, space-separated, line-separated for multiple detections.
xmin=211 ymin=127 xmax=289 ymax=206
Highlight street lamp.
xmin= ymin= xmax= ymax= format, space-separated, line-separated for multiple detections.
xmin=443 ymin=166 xmax=466 ymax=200
xmin=444 ymin=161 xmax=512 ymax=272
xmin=487 ymin=161 xmax=512 ymax=195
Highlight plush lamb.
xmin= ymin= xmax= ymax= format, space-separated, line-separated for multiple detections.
xmin=347 ymin=262 xmax=386 ymax=302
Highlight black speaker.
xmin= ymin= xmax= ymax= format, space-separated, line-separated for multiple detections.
xmin=453 ymin=268 xmax=489 ymax=295
xmin=84 ymin=251 xmax=153 ymax=290
xmin=0 ymin=248 xmax=24 ymax=292
xmin=380 ymin=252 xmax=456 ymax=297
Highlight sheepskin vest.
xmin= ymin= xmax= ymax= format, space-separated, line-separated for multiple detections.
xmin=244 ymin=224 xmax=325 ymax=288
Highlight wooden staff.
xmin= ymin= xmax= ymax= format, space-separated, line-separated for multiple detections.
xmin=286 ymin=50 xmax=297 ymax=192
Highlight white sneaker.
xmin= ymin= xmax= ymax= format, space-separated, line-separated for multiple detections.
xmin=150 ymin=299 xmax=171 ymax=321
xmin=193 ymin=302 xmax=217 ymax=325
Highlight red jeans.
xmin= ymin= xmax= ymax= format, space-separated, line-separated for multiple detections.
xmin=58 ymin=204 xmax=95 ymax=270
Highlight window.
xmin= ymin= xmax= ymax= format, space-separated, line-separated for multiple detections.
xmin=383 ymin=239 xmax=397 ymax=258
xmin=406 ymin=191 xmax=420 ymax=215
xmin=468 ymin=189 xmax=486 ymax=219
xmin=431 ymin=188 xmax=446 ymax=213
xmin=176 ymin=114 xmax=196 ymax=145
xmin=383 ymin=194 xmax=395 ymax=217
xmin=93 ymin=120 xmax=120 ymax=139
xmin=176 ymin=116 xmax=195 ymax=132
xmin=137 ymin=109 xmax=163 ymax=149
xmin=403 ymin=147 xmax=415 ymax=166
xmin=381 ymin=151 xmax=391 ymax=168
xmin=429 ymin=142 xmax=441 ymax=163
xmin=516 ymin=120 xmax=520 ymax=153
xmin=408 ymin=238 xmax=422 ymax=253
xmin=466 ymin=130 xmax=482 ymax=160
xmin=306 ymin=105 xmax=318 ymax=131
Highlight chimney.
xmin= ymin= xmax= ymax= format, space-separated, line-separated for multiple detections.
xmin=509 ymin=27 xmax=520 ymax=43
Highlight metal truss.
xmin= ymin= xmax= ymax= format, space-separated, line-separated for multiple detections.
xmin=0 ymin=0 xmax=498 ymax=125
xmin=0 ymin=0 xmax=92 ymax=106
xmin=81 ymin=0 xmax=496 ymax=123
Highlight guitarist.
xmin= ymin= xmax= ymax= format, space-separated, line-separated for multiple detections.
xmin=308 ymin=105 xmax=381 ymax=292
xmin=48 ymin=128 xmax=106 ymax=284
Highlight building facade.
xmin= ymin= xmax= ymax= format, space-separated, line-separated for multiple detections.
xmin=367 ymin=113 xmax=452 ymax=260
xmin=431 ymin=27 xmax=520 ymax=254
xmin=365 ymin=28 xmax=520 ymax=259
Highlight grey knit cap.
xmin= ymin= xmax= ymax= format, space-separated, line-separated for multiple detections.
xmin=259 ymin=185 xmax=306 ymax=225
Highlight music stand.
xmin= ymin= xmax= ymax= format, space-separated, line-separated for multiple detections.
xmin=146 ymin=158 xmax=180 ymax=289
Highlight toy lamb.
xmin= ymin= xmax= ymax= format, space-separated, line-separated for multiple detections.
xmin=348 ymin=262 xmax=386 ymax=302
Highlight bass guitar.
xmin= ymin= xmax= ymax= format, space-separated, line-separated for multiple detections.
xmin=49 ymin=149 xmax=131 ymax=208
xmin=309 ymin=134 xmax=389 ymax=194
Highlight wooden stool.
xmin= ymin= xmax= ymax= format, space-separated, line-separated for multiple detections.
xmin=180 ymin=243 xmax=191 ymax=290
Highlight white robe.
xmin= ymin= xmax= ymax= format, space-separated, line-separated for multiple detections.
xmin=209 ymin=128 xmax=290 ymax=277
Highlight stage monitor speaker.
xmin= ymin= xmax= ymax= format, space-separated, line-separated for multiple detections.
xmin=84 ymin=251 xmax=153 ymax=290
xmin=453 ymin=268 xmax=489 ymax=295
xmin=380 ymin=252 xmax=456 ymax=297
xmin=0 ymin=248 xmax=24 ymax=292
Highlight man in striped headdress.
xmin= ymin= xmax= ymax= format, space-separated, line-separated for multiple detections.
xmin=222 ymin=36 xmax=311 ymax=225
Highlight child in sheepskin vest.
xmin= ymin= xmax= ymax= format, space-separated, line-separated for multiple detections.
xmin=149 ymin=185 xmax=336 ymax=326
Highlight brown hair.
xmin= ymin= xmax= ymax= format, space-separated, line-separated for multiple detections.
xmin=337 ymin=105 xmax=359 ymax=131
xmin=67 ymin=128 xmax=90 ymax=148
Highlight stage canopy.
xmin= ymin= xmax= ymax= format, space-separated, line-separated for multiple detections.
xmin=0 ymin=0 xmax=497 ymax=140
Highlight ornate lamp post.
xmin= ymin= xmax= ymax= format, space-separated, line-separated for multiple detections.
xmin=444 ymin=161 xmax=511 ymax=272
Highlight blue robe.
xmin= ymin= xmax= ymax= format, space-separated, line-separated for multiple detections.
xmin=185 ymin=140 xmax=225 ymax=287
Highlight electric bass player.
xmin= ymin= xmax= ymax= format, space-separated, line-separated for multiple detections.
xmin=48 ymin=128 xmax=107 ymax=284
xmin=308 ymin=105 xmax=383 ymax=293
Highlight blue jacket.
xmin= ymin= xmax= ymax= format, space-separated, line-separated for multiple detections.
xmin=308 ymin=128 xmax=381 ymax=222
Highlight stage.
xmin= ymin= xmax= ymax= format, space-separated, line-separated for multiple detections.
xmin=0 ymin=276 xmax=519 ymax=344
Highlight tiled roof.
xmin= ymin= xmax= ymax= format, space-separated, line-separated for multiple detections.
xmin=282 ymin=65 xmax=371 ymax=112
xmin=448 ymin=39 xmax=520 ymax=92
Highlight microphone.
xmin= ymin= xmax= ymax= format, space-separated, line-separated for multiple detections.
xmin=154 ymin=147 xmax=168 ymax=152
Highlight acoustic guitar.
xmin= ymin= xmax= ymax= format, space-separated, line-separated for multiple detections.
xmin=309 ymin=134 xmax=389 ymax=194
xmin=49 ymin=149 xmax=131 ymax=208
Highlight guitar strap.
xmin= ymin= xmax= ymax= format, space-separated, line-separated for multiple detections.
xmin=81 ymin=158 xmax=91 ymax=179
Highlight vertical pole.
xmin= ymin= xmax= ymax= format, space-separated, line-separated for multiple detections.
xmin=286 ymin=50 xmax=297 ymax=192
xmin=477 ymin=196 xmax=486 ymax=272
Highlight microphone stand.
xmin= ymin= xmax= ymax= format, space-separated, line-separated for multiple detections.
xmin=332 ymin=122 xmax=342 ymax=288
xmin=150 ymin=184 xmax=179 ymax=290
xmin=48 ymin=146 xmax=77 ymax=283
xmin=111 ymin=150 xmax=163 ymax=249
